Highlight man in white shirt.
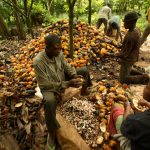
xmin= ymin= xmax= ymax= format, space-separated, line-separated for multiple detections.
xmin=97 ymin=4 xmax=111 ymax=34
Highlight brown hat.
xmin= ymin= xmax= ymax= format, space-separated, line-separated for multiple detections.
xmin=124 ymin=11 xmax=139 ymax=22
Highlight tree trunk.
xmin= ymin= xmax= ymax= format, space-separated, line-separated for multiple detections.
xmin=0 ymin=14 xmax=10 ymax=38
xmin=67 ymin=0 xmax=77 ymax=58
xmin=23 ymin=0 xmax=34 ymax=38
xmin=47 ymin=0 xmax=54 ymax=15
xmin=47 ymin=0 xmax=51 ymax=14
xmin=26 ymin=17 xmax=34 ymax=38
xmin=138 ymin=1 xmax=143 ymax=13
xmin=88 ymin=0 xmax=92 ymax=25
xmin=11 ymin=0 xmax=26 ymax=40
xmin=68 ymin=6 xmax=74 ymax=58
xmin=123 ymin=0 xmax=127 ymax=11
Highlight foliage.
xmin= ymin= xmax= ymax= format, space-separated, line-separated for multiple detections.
xmin=0 ymin=1 xmax=13 ymax=24
xmin=0 ymin=0 xmax=150 ymax=39
xmin=31 ymin=2 xmax=47 ymax=24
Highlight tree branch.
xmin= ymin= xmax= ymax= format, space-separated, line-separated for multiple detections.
xmin=23 ymin=0 xmax=28 ymax=17
xmin=67 ymin=0 xmax=76 ymax=8
xmin=28 ymin=0 xmax=34 ymax=17
xmin=49 ymin=0 xmax=54 ymax=11
xmin=66 ymin=0 xmax=71 ymax=6
xmin=2 ymin=0 xmax=26 ymax=17
xmin=72 ymin=0 xmax=77 ymax=6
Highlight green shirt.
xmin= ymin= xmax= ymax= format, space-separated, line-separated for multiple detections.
xmin=109 ymin=15 xmax=120 ymax=28
xmin=33 ymin=51 xmax=76 ymax=92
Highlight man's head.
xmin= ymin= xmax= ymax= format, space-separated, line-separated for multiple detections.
xmin=106 ymin=3 xmax=111 ymax=8
xmin=111 ymin=22 xmax=118 ymax=29
xmin=45 ymin=34 xmax=61 ymax=58
xmin=123 ymin=11 xmax=139 ymax=30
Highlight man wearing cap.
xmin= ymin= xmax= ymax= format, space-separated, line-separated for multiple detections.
xmin=97 ymin=4 xmax=111 ymax=33
xmin=115 ymin=11 xmax=149 ymax=84
xmin=106 ymin=15 xmax=122 ymax=42
xmin=33 ymin=34 xmax=92 ymax=148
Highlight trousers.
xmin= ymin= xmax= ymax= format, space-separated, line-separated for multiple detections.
xmin=97 ymin=18 xmax=108 ymax=33
xmin=119 ymin=62 xmax=149 ymax=84
xmin=42 ymin=66 xmax=92 ymax=134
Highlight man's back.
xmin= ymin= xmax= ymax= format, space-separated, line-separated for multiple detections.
xmin=121 ymin=110 xmax=150 ymax=150
xmin=98 ymin=5 xmax=111 ymax=20
xmin=120 ymin=28 xmax=140 ymax=63
xmin=109 ymin=16 xmax=120 ymax=28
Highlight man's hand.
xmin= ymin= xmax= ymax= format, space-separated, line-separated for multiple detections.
xmin=116 ymin=43 xmax=122 ymax=48
xmin=138 ymin=99 xmax=149 ymax=107
xmin=114 ymin=52 xmax=122 ymax=58
xmin=69 ymin=78 xmax=84 ymax=88
xmin=105 ymin=52 xmax=121 ymax=58
xmin=72 ymin=75 xmax=83 ymax=79
xmin=105 ymin=52 xmax=115 ymax=57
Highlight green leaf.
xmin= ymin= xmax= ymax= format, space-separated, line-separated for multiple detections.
xmin=49 ymin=145 xmax=55 ymax=150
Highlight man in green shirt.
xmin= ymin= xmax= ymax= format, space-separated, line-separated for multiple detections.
xmin=33 ymin=34 xmax=92 ymax=148
xmin=106 ymin=15 xmax=122 ymax=42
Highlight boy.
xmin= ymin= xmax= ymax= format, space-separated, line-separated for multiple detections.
xmin=107 ymin=15 xmax=122 ymax=42
xmin=97 ymin=4 xmax=111 ymax=33
xmin=115 ymin=11 xmax=149 ymax=84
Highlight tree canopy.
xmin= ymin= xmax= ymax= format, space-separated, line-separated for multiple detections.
xmin=0 ymin=0 xmax=150 ymax=40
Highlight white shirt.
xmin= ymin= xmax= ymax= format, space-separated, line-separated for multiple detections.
xmin=98 ymin=6 xmax=111 ymax=20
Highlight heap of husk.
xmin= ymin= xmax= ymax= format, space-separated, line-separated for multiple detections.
xmin=10 ymin=20 xmax=119 ymax=97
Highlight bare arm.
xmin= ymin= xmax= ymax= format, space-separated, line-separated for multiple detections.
xmin=118 ymin=29 xmax=123 ymax=43
xmin=123 ymin=101 xmax=133 ymax=121
xmin=138 ymin=99 xmax=150 ymax=109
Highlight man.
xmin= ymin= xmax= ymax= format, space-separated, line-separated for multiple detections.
xmin=141 ymin=7 xmax=150 ymax=45
xmin=120 ymin=81 xmax=150 ymax=150
xmin=108 ymin=81 xmax=150 ymax=150
xmin=33 ymin=34 xmax=92 ymax=148
xmin=115 ymin=11 xmax=149 ymax=84
xmin=106 ymin=15 xmax=122 ymax=42
xmin=97 ymin=4 xmax=111 ymax=33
